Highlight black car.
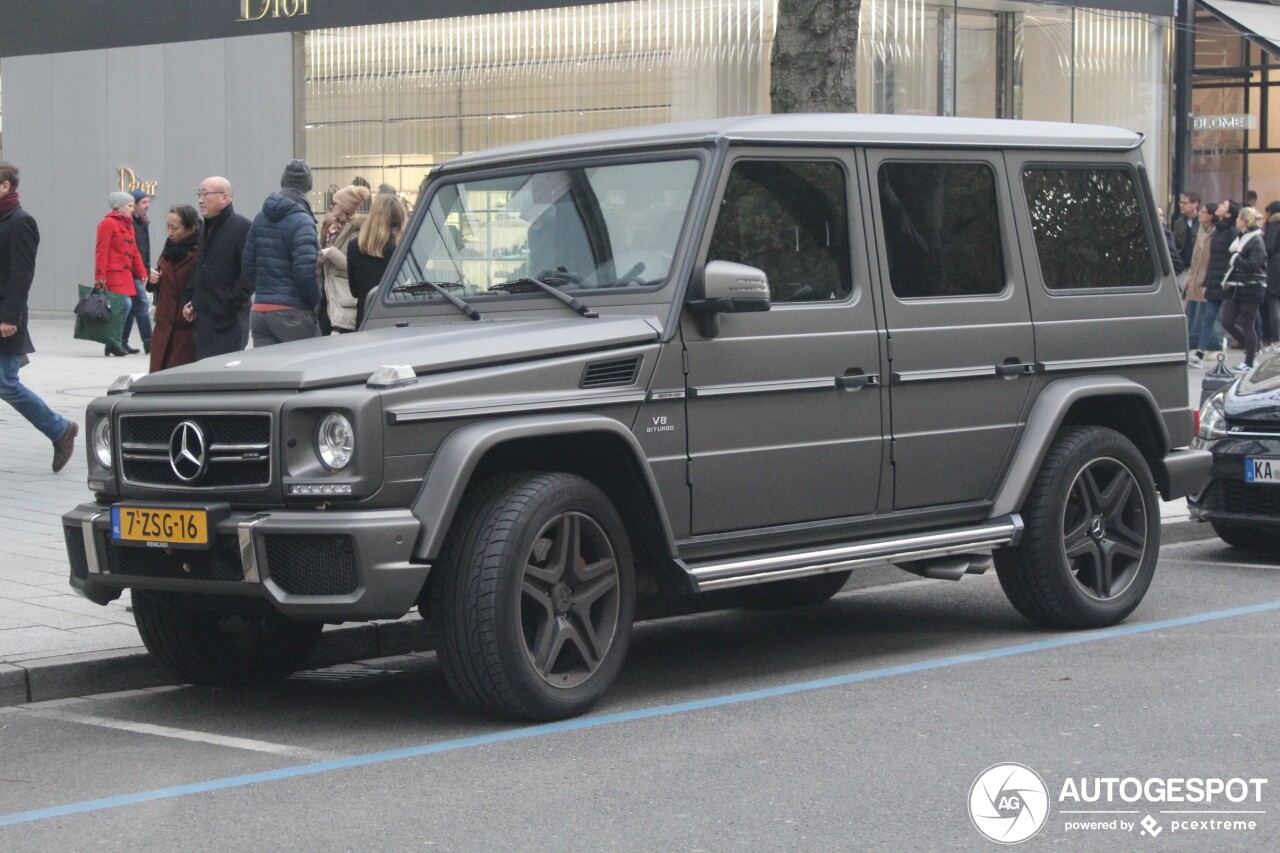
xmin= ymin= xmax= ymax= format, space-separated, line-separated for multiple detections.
xmin=1190 ymin=357 xmax=1280 ymax=549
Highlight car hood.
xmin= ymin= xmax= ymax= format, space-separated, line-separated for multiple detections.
xmin=129 ymin=316 xmax=662 ymax=393
xmin=1223 ymin=357 xmax=1280 ymax=421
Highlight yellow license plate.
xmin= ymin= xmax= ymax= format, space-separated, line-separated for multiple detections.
xmin=112 ymin=506 xmax=209 ymax=546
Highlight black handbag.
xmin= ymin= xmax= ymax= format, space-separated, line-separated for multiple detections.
xmin=74 ymin=284 xmax=112 ymax=323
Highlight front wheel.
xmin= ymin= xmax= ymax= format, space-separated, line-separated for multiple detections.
xmin=995 ymin=426 xmax=1159 ymax=629
xmin=132 ymin=591 xmax=322 ymax=685
xmin=431 ymin=473 xmax=636 ymax=721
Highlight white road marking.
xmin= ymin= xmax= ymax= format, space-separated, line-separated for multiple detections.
xmin=26 ymin=709 xmax=339 ymax=761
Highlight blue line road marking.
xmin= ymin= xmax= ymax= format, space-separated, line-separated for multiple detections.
xmin=3 ymin=599 xmax=1278 ymax=828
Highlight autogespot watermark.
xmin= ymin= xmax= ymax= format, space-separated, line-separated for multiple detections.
xmin=968 ymin=765 xmax=1268 ymax=844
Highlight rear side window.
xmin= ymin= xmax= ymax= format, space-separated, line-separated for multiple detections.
xmin=877 ymin=162 xmax=1005 ymax=299
xmin=706 ymin=160 xmax=852 ymax=303
xmin=1022 ymin=167 xmax=1156 ymax=290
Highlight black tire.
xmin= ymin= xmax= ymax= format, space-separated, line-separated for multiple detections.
xmin=431 ymin=473 xmax=636 ymax=721
xmin=994 ymin=426 xmax=1159 ymax=629
xmin=744 ymin=570 xmax=852 ymax=609
xmin=1210 ymin=521 xmax=1278 ymax=552
xmin=132 ymin=591 xmax=322 ymax=685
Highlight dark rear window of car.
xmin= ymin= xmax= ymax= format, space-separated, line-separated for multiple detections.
xmin=1022 ymin=166 xmax=1156 ymax=291
xmin=877 ymin=161 xmax=1006 ymax=299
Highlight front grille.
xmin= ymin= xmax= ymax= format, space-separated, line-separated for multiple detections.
xmin=64 ymin=525 xmax=89 ymax=581
xmin=265 ymin=535 xmax=359 ymax=596
xmin=119 ymin=413 xmax=272 ymax=489
xmin=102 ymin=532 xmax=245 ymax=582
xmin=1217 ymin=480 xmax=1280 ymax=515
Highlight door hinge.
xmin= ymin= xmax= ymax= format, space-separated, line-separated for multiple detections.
xmin=686 ymin=459 xmax=693 ymax=485
xmin=682 ymin=348 xmax=690 ymax=375
xmin=886 ymin=337 xmax=894 ymax=362
xmin=890 ymin=438 xmax=896 ymax=465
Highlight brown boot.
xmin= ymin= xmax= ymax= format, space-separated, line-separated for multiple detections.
xmin=52 ymin=422 xmax=79 ymax=473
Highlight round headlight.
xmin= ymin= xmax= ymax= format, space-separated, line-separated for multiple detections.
xmin=91 ymin=418 xmax=113 ymax=468
xmin=317 ymin=413 xmax=354 ymax=471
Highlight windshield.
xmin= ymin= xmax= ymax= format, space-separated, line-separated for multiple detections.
xmin=384 ymin=158 xmax=699 ymax=307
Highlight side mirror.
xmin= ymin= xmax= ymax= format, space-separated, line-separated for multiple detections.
xmin=687 ymin=260 xmax=771 ymax=338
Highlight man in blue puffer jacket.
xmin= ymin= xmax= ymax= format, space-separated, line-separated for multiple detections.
xmin=243 ymin=159 xmax=321 ymax=347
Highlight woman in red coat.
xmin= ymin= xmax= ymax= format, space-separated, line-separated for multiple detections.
xmin=95 ymin=192 xmax=146 ymax=356
xmin=147 ymin=205 xmax=200 ymax=372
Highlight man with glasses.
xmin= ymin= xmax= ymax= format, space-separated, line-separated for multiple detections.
xmin=183 ymin=177 xmax=252 ymax=358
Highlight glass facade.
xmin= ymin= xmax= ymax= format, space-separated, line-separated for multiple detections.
xmin=1190 ymin=7 xmax=1280 ymax=208
xmin=302 ymin=0 xmax=1173 ymax=210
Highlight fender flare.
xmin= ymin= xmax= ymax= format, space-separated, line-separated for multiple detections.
xmin=410 ymin=414 xmax=677 ymax=561
xmin=989 ymin=376 xmax=1171 ymax=518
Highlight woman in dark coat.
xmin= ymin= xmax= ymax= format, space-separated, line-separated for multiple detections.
xmin=1221 ymin=205 xmax=1268 ymax=372
xmin=1191 ymin=198 xmax=1241 ymax=362
xmin=347 ymin=193 xmax=407 ymax=328
xmin=148 ymin=205 xmax=200 ymax=372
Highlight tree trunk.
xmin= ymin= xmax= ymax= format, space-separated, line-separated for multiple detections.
xmin=770 ymin=0 xmax=861 ymax=114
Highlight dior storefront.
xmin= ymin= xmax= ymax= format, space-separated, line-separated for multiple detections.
xmin=0 ymin=0 xmax=1175 ymax=310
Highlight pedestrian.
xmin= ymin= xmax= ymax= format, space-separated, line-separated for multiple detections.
xmin=147 ymin=204 xmax=200 ymax=372
xmin=184 ymin=176 xmax=253 ymax=359
xmin=1262 ymin=200 xmax=1280 ymax=355
xmin=94 ymin=191 xmax=146 ymax=357
xmin=1158 ymin=207 xmax=1185 ymax=274
xmin=1184 ymin=203 xmax=1215 ymax=365
xmin=1221 ymin=205 xmax=1267 ymax=372
xmin=244 ymin=159 xmax=321 ymax=347
xmin=0 ymin=161 xmax=78 ymax=472
xmin=318 ymin=184 xmax=370 ymax=334
xmin=347 ymin=191 xmax=407 ymax=327
xmin=1190 ymin=199 xmax=1239 ymax=365
xmin=1172 ymin=190 xmax=1200 ymax=271
xmin=120 ymin=188 xmax=154 ymax=355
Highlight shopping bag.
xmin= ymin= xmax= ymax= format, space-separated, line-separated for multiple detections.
xmin=72 ymin=284 xmax=127 ymax=350
xmin=74 ymin=285 xmax=112 ymax=322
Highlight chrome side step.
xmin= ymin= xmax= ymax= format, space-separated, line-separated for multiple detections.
xmin=678 ymin=516 xmax=1022 ymax=593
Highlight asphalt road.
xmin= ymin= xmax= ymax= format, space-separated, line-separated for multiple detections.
xmin=0 ymin=538 xmax=1276 ymax=852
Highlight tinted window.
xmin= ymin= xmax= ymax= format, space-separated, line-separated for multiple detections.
xmin=877 ymin=162 xmax=1005 ymax=298
xmin=707 ymin=160 xmax=851 ymax=303
xmin=1022 ymin=167 xmax=1156 ymax=290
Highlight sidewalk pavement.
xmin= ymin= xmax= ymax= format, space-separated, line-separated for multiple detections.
xmin=0 ymin=313 xmax=1220 ymax=707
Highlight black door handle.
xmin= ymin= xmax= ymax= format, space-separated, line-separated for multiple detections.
xmin=995 ymin=361 xmax=1035 ymax=377
xmin=837 ymin=372 xmax=881 ymax=390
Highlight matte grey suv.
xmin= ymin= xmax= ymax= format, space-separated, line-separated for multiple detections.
xmin=63 ymin=115 xmax=1210 ymax=721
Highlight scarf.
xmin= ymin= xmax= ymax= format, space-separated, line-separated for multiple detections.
xmin=0 ymin=190 xmax=19 ymax=219
xmin=1228 ymin=228 xmax=1262 ymax=255
xmin=160 ymin=229 xmax=200 ymax=263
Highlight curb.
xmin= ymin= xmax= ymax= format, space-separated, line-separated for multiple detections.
xmin=0 ymin=618 xmax=435 ymax=708
xmin=0 ymin=520 xmax=1218 ymax=709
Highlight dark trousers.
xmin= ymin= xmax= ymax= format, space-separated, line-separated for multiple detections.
xmin=121 ymin=278 xmax=152 ymax=348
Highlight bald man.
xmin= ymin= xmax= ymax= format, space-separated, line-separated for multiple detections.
xmin=183 ymin=176 xmax=253 ymax=358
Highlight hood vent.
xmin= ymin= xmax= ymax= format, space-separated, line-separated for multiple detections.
xmin=581 ymin=356 xmax=642 ymax=389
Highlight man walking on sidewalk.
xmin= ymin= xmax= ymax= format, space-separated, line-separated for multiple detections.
xmin=0 ymin=161 xmax=78 ymax=472
xmin=121 ymin=188 xmax=154 ymax=355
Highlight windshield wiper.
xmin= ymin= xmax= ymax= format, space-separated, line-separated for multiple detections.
xmin=391 ymin=280 xmax=482 ymax=321
xmin=492 ymin=272 xmax=598 ymax=318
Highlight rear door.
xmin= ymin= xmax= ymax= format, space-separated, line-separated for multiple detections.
xmin=864 ymin=150 xmax=1036 ymax=510
xmin=683 ymin=151 xmax=886 ymax=535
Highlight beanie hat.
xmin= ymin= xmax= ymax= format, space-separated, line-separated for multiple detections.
xmin=280 ymin=159 xmax=313 ymax=193
xmin=130 ymin=189 xmax=151 ymax=202
xmin=332 ymin=185 xmax=371 ymax=217
xmin=108 ymin=191 xmax=134 ymax=211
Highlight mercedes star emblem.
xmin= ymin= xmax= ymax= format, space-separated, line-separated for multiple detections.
xmin=169 ymin=421 xmax=208 ymax=482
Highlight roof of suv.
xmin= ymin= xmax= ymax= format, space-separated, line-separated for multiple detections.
xmin=438 ymin=114 xmax=1143 ymax=172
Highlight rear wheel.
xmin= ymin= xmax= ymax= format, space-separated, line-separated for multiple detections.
xmin=995 ymin=427 xmax=1159 ymax=629
xmin=1210 ymin=521 xmax=1279 ymax=552
xmin=132 ymin=591 xmax=321 ymax=685
xmin=431 ymin=473 xmax=635 ymax=721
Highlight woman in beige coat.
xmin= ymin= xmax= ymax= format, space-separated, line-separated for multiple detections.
xmin=318 ymin=184 xmax=370 ymax=333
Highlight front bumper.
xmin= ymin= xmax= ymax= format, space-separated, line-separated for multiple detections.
xmin=1187 ymin=438 xmax=1280 ymax=528
xmin=62 ymin=503 xmax=427 ymax=620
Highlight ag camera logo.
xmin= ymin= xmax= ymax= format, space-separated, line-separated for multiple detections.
xmin=969 ymin=763 xmax=1051 ymax=844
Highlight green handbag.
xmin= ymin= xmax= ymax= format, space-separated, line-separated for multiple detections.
xmin=72 ymin=284 xmax=128 ymax=349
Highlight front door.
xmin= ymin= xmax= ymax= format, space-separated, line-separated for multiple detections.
xmin=684 ymin=153 xmax=886 ymax=535
xmin=865 ymin=150 xmax=1035 ymax=510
